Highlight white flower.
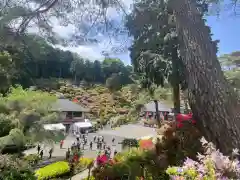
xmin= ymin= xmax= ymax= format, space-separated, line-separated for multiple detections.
xmin=232 ymin=148 xmax=239 ymax=156
xmin=200 ymin=137 xmax=208 ymax=146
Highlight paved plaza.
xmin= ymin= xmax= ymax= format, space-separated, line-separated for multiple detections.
xmin=24 ymin=124 xmax=157 ymax=159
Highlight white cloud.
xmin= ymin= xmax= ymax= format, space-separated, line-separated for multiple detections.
xmin=52 ymin=0 xmax=133 ymax=64
xmin=56 ymin=44 xmax=104 ymax=60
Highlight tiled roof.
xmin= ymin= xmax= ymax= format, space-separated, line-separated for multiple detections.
xmin=52 ymin=99 xmax=90 ymax=112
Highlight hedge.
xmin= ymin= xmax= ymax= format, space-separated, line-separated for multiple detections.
xmin=35 ymin=161 xmax=70 ymax=180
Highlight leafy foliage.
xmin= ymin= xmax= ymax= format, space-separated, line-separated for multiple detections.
xmin=0 ymin=86 xmax=59 ymax=150
xmin=0 ymin=51 xmax=17 ymax=92
xmin=122 ymin=138 xmax=139 ymax=149
xmin=91 ymin=121 xmax=202 ymax=180
xmin=105 ymin=73 xmax=123 ymax=92
xmin=0 ymin=154 xmax=36 ymax=180
xmin=219 ymin=52 xmax=240 ymax=93
xmin=24 ymin=154 xmax=41 ymax=166
xmin=1 ymin=34 xmax=134 ymax=90
xmin=52 ymin=84 xmax=172 ymax=122
xmin=35 ymin=161 xmax=70 ymax=180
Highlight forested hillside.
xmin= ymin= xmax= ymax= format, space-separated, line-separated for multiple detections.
xmin=0 ymin=32 xmax=239 ymax=125
xmin=0 ymin=34 xmax=133 ymax=92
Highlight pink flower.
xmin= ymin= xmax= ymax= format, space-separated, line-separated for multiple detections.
xmin=177 ymin=123 xmax=183 ymax=128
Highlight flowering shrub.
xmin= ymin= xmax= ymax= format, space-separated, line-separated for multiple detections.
xmin=176 ymin=113 xmax=196 ymax=128
xmin=156 ymin=121 xmax=203 ymax=165
xmin=74 ymin=157 xmax=94 ymax=174
xmin=166 ymin=137 xmax=240 ymax=179
xmin=139 ymin=139 xmax=154 ymax=149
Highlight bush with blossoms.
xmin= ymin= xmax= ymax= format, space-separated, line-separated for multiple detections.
xmin=166 ymin=137 xmax=240 ymax=179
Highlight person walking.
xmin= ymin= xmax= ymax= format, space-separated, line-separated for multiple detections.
xmin=112 ymin=137 xmax=115 ymax=144
xmin=66 ymin=148 xmax=70 ymax=160
xmin=37 ymin=144 xmax=41 ymax=154
xmin=99 ymin=141 xmax=102 ymax=150
xmin=90 ymin=141 xmax=93 ymax=150
xmin=40 ymin=150 xmax=43 ymax=159
xmin=49 ymin=148 xmax=53 ymax=159
xmin=60 ymin=140 xmax=64 ymax=149
xmin=77 ymin=141 xmax=80 ymax=151
xmin=114 ymin=149 xmax=118 ymax=156
xmin=93 ymin=136 xmax=96 ymax=142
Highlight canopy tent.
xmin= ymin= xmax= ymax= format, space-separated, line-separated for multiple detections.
xmin=72 ymin=120 xmax=93 ymax=134
xmin=43 ymin=123 xmax=66 ymax=131
xmin=74 ymin=122 xmax=92 ymax=128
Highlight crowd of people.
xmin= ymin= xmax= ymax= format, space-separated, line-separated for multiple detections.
xmin=35 ymin=131 xmax=119 ymax=167
xmin=37 ymin=144 xmax=53 ymax=159
xmin=60 ymin=133 xmax=118 ymax=163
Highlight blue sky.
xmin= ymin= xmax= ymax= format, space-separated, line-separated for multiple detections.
xmin=56 ymin=3 xmax=240 ymax=65
xmin=207 ymin=16 xmax=240 ymax=56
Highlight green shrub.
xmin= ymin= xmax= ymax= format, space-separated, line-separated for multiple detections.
xmin=122 ymin=138 xmax=139 ymax=149
xmin=1 ymin=168 xmax=37 ymax=180
xmin=24 ymin=154 xmax=41 ymax=165
xmin=35 ymin=161 xmax=70 ymax=180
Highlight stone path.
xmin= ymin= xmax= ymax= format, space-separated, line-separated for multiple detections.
xmin=24 ymin=124 xmax=157 ymax=178
xmin=69 ymin=169 xmax=89 ymax=180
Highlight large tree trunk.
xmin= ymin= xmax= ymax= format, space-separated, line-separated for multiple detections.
xmin=172 ymin=47 xmax=181 ymax=114
xmin=172 ymin=84 xmax=180 ymax=113
xmin=169 ymin=0 xmax=240 ymax=154
xmin=154 ymin=100 xmax=161 ymax=127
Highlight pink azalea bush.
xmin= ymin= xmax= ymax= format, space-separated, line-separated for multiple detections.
xmin=166 ymin=137 xmax=240 ymax=179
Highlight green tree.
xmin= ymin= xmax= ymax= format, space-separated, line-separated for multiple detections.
xmin=167 ymin=0 xmax=240 ymax=154
xmin=2 ymin=0 xmax=240 ymax=153
xmin=84 ymin=59 xmax=95 ymax=83
xmin=102 ymin=58 xmax=125 ymax=79
xmin=106 ymin=73 xmax=122 ymax=92
xmin=0 ymin=51 xmax=18 ymax=92
xmin=0 ymin=86 xmax=59 ymax=148
xmin=219 ymin=52 xmax=240 ymax=93
xmin=92 ymin=60 xmax=104 ymax=83
xmin=70 ymin=54 xmax=85 ymax=84
xmin=126 ymin=0 xmax=207 ymax=113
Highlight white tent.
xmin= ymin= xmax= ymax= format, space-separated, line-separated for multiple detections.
xmin=43 ymin=123 xmax=66 ymax=131
xmin=74 ymin=122 xmax=92 ymax=128
xmin=72 ymin=121 xmax=93 ymax=134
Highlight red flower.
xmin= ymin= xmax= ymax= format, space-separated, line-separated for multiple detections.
xmin=139 ymin=139 xmax=154 ymax=149
xmin=177 ymin=123 xmax=183 ymax=128
xmin=191 ymin=120 xmax=196 ymax=124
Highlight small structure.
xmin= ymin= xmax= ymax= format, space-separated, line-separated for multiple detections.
xmin=51 ymin=98 xmax=90 ymax=132
xmin=72 ymin=119 xmax=93 ymax=134
xmin=43 ymin=123 xmax=66 ymax=131
xmin=141 ymin=101 xmax=172 ymax=125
